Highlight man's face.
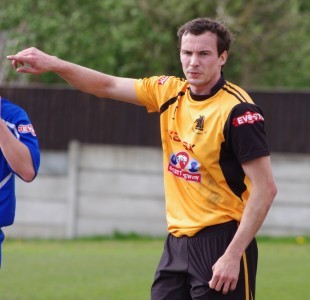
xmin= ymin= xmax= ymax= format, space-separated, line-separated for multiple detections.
xmin=180 ymin=31 xmax=227 ymax=94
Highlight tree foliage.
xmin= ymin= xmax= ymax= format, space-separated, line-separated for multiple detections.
xmin=0 ymin=0 xmax=309 ymax=88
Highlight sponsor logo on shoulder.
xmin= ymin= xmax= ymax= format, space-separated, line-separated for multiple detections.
xmin=18 ymin=124 xmax=36 ymax=136
xmin=158 ymin=76 xmax=170 ymax=85
xmin=232 ymin=111 xmax=264 ymax=127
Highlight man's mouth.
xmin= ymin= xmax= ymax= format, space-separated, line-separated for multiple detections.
xmin=188 ymin=71 xmax=200 ymax=77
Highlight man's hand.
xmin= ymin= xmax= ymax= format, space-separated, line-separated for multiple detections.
xmin=208 ymin=252 xmax=241 ymax=294
xmin=7 ymin=47 xmax=56 ymax=74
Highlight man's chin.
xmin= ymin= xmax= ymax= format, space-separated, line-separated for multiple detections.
xmin=186 ymin=78 xmax=204 ymax=86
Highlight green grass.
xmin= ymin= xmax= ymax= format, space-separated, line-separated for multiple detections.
xmin=256 ymin=236 xmax=310 ymax=300
xmin=0 ymin=236 xmax=309 ymax=300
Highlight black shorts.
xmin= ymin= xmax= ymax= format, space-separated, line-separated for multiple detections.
xmin=151 ymin=220 xmax=257 ymax=300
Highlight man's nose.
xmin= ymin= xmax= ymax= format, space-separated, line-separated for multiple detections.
xmin=189 ymin=54 xmax=199 ymax=66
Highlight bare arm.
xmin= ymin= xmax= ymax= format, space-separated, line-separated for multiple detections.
xmin=0 ymin=120 xmax=35 ymax=182
xmin=7 ymin=47 xmax=141 ymax=105
xmin=209 ymin=155 xmax=277 ymax=294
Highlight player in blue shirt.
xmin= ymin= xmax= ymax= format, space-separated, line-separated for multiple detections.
xmin=0 ymin=96 xmax=40 ymax=266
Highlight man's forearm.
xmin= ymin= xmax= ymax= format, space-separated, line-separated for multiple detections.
xmin=225 ymin=187 xmax=274 ymax=259
xmin=50 ymin=58 xmax=116 ymax=98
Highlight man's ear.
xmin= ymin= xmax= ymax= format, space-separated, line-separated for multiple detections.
xmin=219 ymin=50 xmax=228 ymax=66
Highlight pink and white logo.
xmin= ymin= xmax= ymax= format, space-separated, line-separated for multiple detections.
xmin=158 ymin=76 xmax=170 ymax=85
xmin=18 ymin=124 xmax=36 ymax=136
xmin=176 ymin=151 xmax=189 ymax=169
xmin=232 ymin=111 xmax=264 ymax=127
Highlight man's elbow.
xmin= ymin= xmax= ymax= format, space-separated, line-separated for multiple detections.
xmin=20 ymin=168 xmax=36 ymax=182
xmin=268 ymin=181 xmax=278 ymax=204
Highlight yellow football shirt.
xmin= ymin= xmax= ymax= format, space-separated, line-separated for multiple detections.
xmin=135 ymin=75 xmax=269 ymax=237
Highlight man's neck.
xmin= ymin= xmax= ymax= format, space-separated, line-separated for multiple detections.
xmin=189 ymin=73 xmax=225 ymax=100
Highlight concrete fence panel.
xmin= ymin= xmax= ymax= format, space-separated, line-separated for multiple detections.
xmin=4 ymin=142 xmax=310 ymax=239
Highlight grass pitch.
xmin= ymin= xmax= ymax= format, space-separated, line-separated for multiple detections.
xmin=0 ymin=236 xmax=309 ymax=300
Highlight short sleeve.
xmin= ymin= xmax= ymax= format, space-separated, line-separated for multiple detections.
xmin=135 ymin=76 xmax=164 ymax=112
xmin=134 ymin=76 xmax=185 ymax=113
xmin=225 ymin=102 xmax=270 ymax=164
xmin=2 ymin=99 xmax=40 ymax=178
xmin=17 ymin=109 xmax=40 ymax=176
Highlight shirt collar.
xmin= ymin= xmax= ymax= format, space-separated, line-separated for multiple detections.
xmin=189 ymin=73 xmax=226 ymax=101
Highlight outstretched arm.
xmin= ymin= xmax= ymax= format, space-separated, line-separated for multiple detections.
xmin=7 ymin=47 xmax=141 ymax=105
xmin=208 ymin=155 xmax=277 ymax=294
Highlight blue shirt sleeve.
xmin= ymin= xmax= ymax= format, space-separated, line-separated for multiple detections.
xmin=2 ymin=98 xmax=40 ymax=178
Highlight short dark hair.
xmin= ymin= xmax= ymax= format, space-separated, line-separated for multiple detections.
xmin=177 ymin=18 xmax=232 ymax=56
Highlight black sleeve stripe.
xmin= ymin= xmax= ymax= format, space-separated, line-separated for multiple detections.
xmin=223 ymin=84 xmax=249 ymax=103
xmin=159 ymin=91 xmax=185 ymax=114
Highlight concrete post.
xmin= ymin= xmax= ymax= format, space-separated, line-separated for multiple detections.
xmin=66 ymin=140 xmax=80 ymax=238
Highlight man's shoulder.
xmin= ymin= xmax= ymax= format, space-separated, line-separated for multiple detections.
xmin=217 ymin=81 xmax=258 ymax=122
xmin=1 ymin=97 xmax=23 ymax=110
xmin=222 ymin=81 xmax=253 ymax=104
xmin=136 ymin=75 xmax=188 ymax=99
xmin=1 ymin=97 xmax=27 ymax=121
xmin=139 ymin=75 xmax=187 ymax=87
xmin=158 ymin=75 xmax=186 ymax=84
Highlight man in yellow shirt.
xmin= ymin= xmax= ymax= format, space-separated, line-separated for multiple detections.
xmin=8 ymin=17 xmax=277 ymax=300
